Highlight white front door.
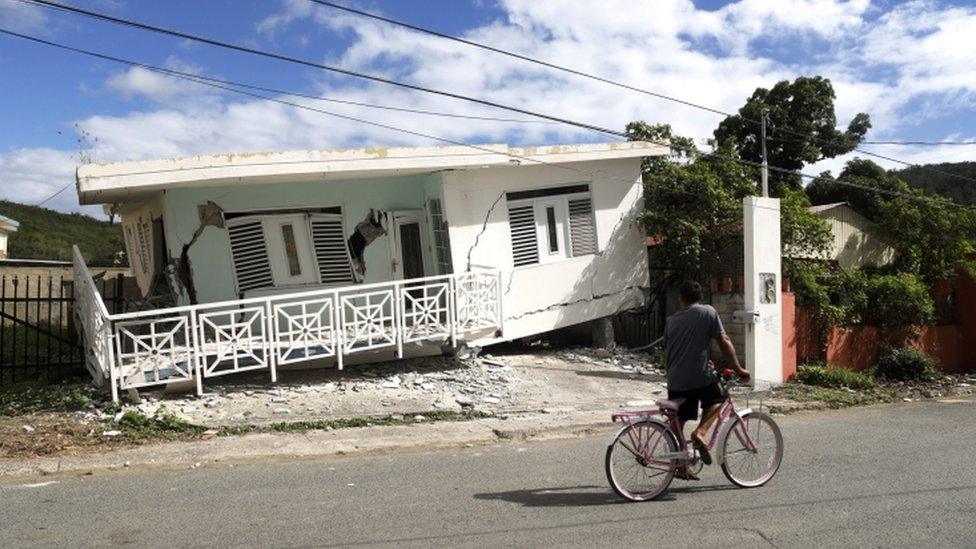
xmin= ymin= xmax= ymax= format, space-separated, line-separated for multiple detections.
xmin=265 ymin=214 xmax=319 ymax=286
xmin=389 ymin=210 xmax=431 ymax=281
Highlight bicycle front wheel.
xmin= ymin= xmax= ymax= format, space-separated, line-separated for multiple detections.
xmin=605 ymin=420 xmax=677 ymax=501
xmin=720 ymin=411 xmax=783 ymax=488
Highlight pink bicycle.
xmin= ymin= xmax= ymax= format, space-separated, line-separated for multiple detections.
xmin=605 ymin=369 xmax=783 ymax=501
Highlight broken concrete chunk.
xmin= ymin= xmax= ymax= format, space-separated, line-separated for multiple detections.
xmin=483 ymin=397 xmax=501 ymax=404
xmin=103 ymin=430 xmax=122 ymax=437
xmin=21 ymin=425 xmax=35 ymax=433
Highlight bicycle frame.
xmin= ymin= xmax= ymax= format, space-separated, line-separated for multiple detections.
xmin=610 ymin=388 xmax=760 ymax=466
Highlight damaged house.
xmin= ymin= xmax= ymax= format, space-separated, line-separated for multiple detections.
xmin=72 ymin=141 xmax=665 ymax=401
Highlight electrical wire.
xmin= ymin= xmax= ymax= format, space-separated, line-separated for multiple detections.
xmin=0 ymin=27 xmax=965 ymax=211
xmin=303 ymin=0 xmax=976 ymax=185
xmin=19 ymin=0 xmax=624 ymax=138
xmin=35 ymin=182 xmax=73 ymax=206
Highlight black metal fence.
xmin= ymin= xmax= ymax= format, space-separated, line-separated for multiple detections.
xmin=0 ymin=274 xmax=126 ymax=386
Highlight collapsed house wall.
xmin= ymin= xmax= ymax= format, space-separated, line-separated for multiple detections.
xmin=441 ymin=158 xmax=648 ymax=343
xmin=154 ymin=172 xmax=443 ymax=305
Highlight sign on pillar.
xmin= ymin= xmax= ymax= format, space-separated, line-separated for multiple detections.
xmin=740 ymin=196 xmax=783 ymax=385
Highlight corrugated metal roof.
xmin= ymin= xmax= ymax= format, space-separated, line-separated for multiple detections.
xmin=807 ymin=202 xmax=848 ymax=214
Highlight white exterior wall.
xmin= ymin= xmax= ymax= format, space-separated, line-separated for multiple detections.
xmin=743 ymin=196 xmax=783 ymax=384
xmin=819 ymin=205 xmax=895 ymax=269
xmin=0 ymin=232 xmax=7 ymax=259
xmin=441 ymin=158 xmax=648 ymax=342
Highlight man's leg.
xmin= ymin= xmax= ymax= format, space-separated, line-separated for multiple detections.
xmin=692 ymin=403 xmax=721 ymax=442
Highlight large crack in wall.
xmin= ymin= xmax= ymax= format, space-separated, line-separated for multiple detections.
xmin=171 ymin=201 xmax=225 ymax=305
xmin=465 ymin=191 xmax=506 ymax=271
xmin=505 ymin=285 xmax=645 ymax=321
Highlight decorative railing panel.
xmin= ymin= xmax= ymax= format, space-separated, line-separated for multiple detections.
xmin=198 ymin=306 xmax=270 ymax=377
xmin=73 ymin=246 xmax=502 ymax=403
xmin=114 ymin=316 xmax=194 ymax=389
xmin=272 ymin=297 xmax=337 ymax=365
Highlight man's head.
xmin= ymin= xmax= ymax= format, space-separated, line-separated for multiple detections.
xmin=679 ymin=280 xmax=703 ymax=306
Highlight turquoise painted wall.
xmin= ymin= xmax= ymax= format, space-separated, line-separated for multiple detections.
xmin=162 ymin=173 xmax=443 ymax=304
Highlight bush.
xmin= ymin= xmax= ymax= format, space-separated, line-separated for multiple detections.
xmin=873 ymin=346 xmax=938 ymax=382
xmin=794 ymin=363 xmax=877 ymax=391
xmin=860 ymin=274 xmax=934 ymax=327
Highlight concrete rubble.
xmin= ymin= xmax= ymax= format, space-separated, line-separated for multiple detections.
xmin=94 ymin=346 xmax=669 ymax=428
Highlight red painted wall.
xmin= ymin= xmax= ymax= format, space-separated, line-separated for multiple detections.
xmin=794 ymin=268 xmax=976 ymax=373
xmin=782 ymin=291 xmax=797 ymax=380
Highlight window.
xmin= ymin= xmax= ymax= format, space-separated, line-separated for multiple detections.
xmin=506 ymin=184 xmax=597 ymax=267
xmin=428 ymin=199 xmax=454 ymax=274
xmin=226 ymin=210 xmax=354 ymax=294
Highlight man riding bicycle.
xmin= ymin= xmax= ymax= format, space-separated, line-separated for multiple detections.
xmin=664 ymin=280 xmax=750 ymax=480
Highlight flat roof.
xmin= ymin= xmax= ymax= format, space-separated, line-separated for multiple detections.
xmin=0 ymin=215 xmax=19 ymax=231
xmin=75 ymin=141 xmax=667 ymax=204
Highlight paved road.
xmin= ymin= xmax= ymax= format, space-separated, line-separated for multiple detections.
xmin=3 ymin=398 xmax=975 ymax=548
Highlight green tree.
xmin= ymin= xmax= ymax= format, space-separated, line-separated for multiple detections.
xmin=627 ymin=122 xmax=831 ymax=279
xmin=806 ymin=158 xmax=910 ymax=222
xmin=714 ymin=76 xmax=871 ymax=191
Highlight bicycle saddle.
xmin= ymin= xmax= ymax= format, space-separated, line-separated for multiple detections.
xmin=655 ymin=398 xmax=686 ymax=411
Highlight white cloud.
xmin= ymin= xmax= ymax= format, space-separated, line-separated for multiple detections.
xmin=0 ymin=0 xmax=47 ymax=33
xmin=8 ymin=0 xmax=976 ymax=218
xmin=104 ymin=56 xmax=214 ymax=102
xmin=0 ymin=148 xmax=103 ymax=216
xmin=256 ymin=0 xmax=314 ymax=37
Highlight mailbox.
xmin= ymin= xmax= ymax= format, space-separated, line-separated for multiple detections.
xmin=732 ymin=310 xmax=760 ymax=324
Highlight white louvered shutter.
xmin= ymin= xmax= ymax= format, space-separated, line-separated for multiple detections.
xmin=310 ymin=214 xmax=355 ymax=284
xmin=508 ymin=204 xmax=539 ymax=267
xmin=227 ymin=219 xmax=274 ymax=292
xmin=568 ymin=197 xmax=597 ymax=256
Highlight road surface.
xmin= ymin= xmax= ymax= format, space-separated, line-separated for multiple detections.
xmin=3 ymin=397 xmax=974 ymax=548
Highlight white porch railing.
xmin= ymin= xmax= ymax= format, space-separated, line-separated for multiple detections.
xmin=72 ymin=246 xmax=502 ymax=403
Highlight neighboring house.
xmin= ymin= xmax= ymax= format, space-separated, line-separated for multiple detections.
xmin=72 ymin=141 xmax=665 ymax=400
xmin=0 ymin=215 xmax=18 ymax=260
xmin=806 ymin=202 xmax=895 ymax=269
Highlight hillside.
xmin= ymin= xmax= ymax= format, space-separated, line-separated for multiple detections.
xmin=0 ymin=201 xmax=126 ymax=267
xmin=892 ymin=161 xmax=976 ymax=205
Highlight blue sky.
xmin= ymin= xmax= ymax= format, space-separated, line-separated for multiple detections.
xmin=1 ymin=0 xmax=975 ymax=216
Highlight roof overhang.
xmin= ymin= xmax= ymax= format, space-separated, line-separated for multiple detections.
xmin=75 ymin=141 xmax=667 ymax=205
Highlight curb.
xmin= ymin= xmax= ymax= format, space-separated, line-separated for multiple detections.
xmin=0 ymin=409 xmax=616 ymax=481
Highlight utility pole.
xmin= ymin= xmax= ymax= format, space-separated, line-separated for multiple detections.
xmin=760 ymin=108 xmax=769 ymax=197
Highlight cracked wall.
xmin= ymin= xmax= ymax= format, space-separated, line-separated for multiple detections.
xmin=441 ymin=159 xmax=648 ymax=342
xmin=159 ymin=173 xmax=442 ymax=304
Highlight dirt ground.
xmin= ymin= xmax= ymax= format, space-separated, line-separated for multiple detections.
xmin=3 ymin=344 xmax=974 ymax=460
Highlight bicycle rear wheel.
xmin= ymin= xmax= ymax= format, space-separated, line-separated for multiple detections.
xmin=720 ymin=411 xmax=783 ymax=488
xmin=605 ymin=420 xmax=677 ymax=501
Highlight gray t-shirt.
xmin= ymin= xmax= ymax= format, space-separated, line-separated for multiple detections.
xmin=664 ymin=303 xmax=724 ymax=391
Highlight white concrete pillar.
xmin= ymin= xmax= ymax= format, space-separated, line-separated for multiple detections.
xmin=742 ymin=196 xmax=783 ymax=384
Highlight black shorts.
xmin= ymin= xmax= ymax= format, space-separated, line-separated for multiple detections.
xmin=667 ymin=382 xmax=725 ymax=422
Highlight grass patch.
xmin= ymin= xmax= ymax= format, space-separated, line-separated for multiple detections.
xmin=218 ymin=410 xmax=493 ymax=437
xmin=0 ymin=381 xmax=104 ymax=417
xmin=794 ymin=363 xmax=877 ymax=391
xmin=775 ymin=384 xmax=887 ymax=407
xmin=111 ymin=409 xmax=206 ymax=441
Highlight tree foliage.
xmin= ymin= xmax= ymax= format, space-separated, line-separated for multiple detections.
xmin=893 ymin=161 xmax=976 ymax=206
xmin=714 ymin=76 xmax=871 ymax=191
xmin=806 ymin=158 xmax=976 ymax=284
xmin=0 ymin=201 xmax=125 ymax=267
xmin=628 ymin=123 xmax=756 ymax=279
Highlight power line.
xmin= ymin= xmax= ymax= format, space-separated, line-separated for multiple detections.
xmin=1 ymin=27 xmax=964 ymax=212
xmin=304 ymin=0 xmax=976 ymax=186
xmin=20 ymin=0 xmax=624 ymax=138
xmin=35 ymin=182 xmax=73 ymax=206
xmin=862 ymin=141 xmax=976 ymax=146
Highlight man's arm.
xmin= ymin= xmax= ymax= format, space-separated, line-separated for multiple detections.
xmin=717 ymin=333 xmax=750 ymax=380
